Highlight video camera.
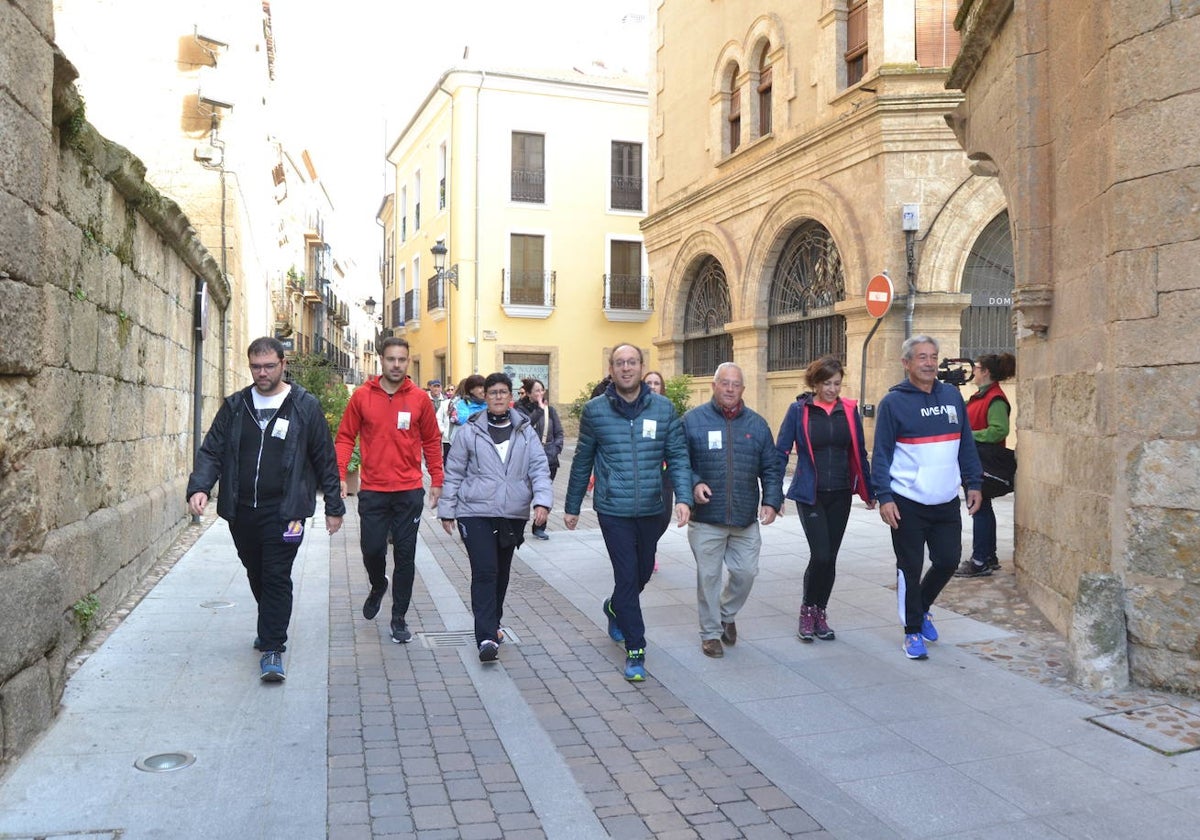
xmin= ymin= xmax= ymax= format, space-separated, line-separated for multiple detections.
xmin=936 ymin=358 xmax=975 ymax=386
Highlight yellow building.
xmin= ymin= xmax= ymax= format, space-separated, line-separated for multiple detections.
xmin=644 ymin=1 xmax=1012 ymax=430
xmin=380 ymin=67 xmax=653 ymax=405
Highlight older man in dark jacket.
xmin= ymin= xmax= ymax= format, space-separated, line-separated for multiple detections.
xmin=682 ymin=363 xmax=783 ymax=658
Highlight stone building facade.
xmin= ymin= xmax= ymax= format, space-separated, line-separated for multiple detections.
xmin=0 ymin=0 xmax=230 ymax=763
xmin=643 ymin=1 xmax=1011 ymax=428
xmin=948 ymin=0 xmax=1200 ymax=692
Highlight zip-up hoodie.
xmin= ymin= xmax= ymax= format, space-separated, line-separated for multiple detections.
xmin=186 ymin=383 xmax=345 ymax=522
xmin=335 ymin=376 xmax=444 ymax=491
xmin=437 ymin=409 xmax=554 ymax=520
xmin=871 ymin=379 xmax=982 ymax=506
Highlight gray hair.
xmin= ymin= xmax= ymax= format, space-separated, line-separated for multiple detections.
xmin=901 ymin=335 xmax=939 ymax=360
xmin=712 ymin=362 xmax=743 ymax=384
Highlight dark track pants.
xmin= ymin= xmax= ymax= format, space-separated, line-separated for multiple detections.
xmin=358 ymin=488 xmax=425 ymax=621
xmin=229 ymin=503 xmax=301 ymax=652
xmin=889 ymin=494 xmax=962 ymax=635
xmin=457 ymin=517 xmax=520 ymax=646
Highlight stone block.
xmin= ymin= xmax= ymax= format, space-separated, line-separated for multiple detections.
xmin=1068 ymin=573 xmax=1129 ymax=692
xmin=1110 ymin=14 xmax=1200 ymax=113
xmin=0 ymin=658 xmax=55 ymax=764
xmin=1125 ymin=578 xmax=1200 ymax=655
xmin=1127 ymin=505 xmax=1200 ymax=582
xmin=0 ymin=186 xmax=43 ymax=286
xmin=1115 ymin=93 xmax=1200 ymax=184
xmin=0 ymin=3 xmax=53 ymax=126
xmin=1127 ymin=640 xmax=1200 ymax=697
xmin=55 ymin=146 xmax=101 ymax=231
xmin=0 ymin=556 xmax=63 ymax=679
xmin=1049 ymin=372 xmax=1100 ymax=436
xmin=1107 ymin=166 xmax=1200 ymax=256
xmin=66 ymin=295 xmax=98 ymax=373
xmin=0 ymin=280 xmax=43 ymax=376
xmin=41 ymin=517 xmax=92 ymax=607
xmin=1105 ymin=247 xmax=1158 ymax=322
xmin=1157 ymin=238 xmax=1200 ymax=294
xmin=0 ymin=88 xmax=51 ymax=209
xmin=1114 ymin=289 xmax=1200 ymax=367
xmin=1127 ymin=438 xmax=1200 ymax=508
xmin=1111 ymin=365 xmax=1200 ymax=438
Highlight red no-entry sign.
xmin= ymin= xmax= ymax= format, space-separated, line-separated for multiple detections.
xmin=865 ymin=273 xmax=894 ymax=319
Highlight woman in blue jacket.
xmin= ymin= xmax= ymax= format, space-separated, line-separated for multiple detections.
xmin=775 ymin=356 xmax=874 ymax=642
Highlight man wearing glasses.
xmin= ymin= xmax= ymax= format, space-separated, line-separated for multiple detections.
xmin=187 ymin=337 xmax=345 ymax=682
xmin=336 ymin=337 xmax=444 ymax=644
xmin=564 ymin=344 xmax=692 ymax=681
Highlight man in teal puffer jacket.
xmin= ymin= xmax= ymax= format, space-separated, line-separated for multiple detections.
xmin=564 ymin=344 xmax=692 ymax=682
xmin=682 ymin=363 xmax=783 ymax=659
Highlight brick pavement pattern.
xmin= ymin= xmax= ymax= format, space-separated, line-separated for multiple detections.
xmin=327 ymin=484 xmax=829 ymax=839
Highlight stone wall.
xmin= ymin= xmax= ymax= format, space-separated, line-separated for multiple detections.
xmin=0 ymin=0 xmax=232 ymax=764
xmin=948 ymin=0 xmax=1200 ymax=693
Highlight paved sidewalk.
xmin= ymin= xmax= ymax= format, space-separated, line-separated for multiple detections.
xmin=2 ymin=464 xmax=1199 ymax=838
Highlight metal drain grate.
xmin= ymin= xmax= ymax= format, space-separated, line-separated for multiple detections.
xmin=416 ymin=627 xmax=521 ymax=649
xmin=1088 ymin=704 xmax=1200 ymax=755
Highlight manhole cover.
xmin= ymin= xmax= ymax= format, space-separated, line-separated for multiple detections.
xmin=199 ymin=600 xmax=235 ymax=609
xmin=1088 ymin=704 xmax=1200 ymax=755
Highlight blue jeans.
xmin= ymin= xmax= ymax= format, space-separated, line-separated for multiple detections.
xmin=972 ymin=496 xmax=997 ymax=563
xmin=597 ymin=513 xmax=662 ymax=651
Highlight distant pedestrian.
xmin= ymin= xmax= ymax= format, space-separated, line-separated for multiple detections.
xmin=186 ymin=336 xmax=345 ymax=682
xmin=563 ymin=344 xmax=692 ymax=682
xmin=872 ymin=335 xmax=983 ymax=660
xmin=682 ymin=363 xmax=782 ymax=658
xmin=956 ymin=352 xmax=1017 ymax=577
xmin=437 ymin=383 xmax=456 ymax=461
xmin=335 ymin=337 xmax=443 ymax=645
xmin=775 ymin=356 xmax=874 ymax=643
xmin=439 ymin=373 xmax=553 ymax=662
xmin=514 ymin=377 xmax=564 ymax=540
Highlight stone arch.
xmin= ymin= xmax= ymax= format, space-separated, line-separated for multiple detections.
xmin=710 ymin=40 xmax=747 ymax=94
xmin=740 ymin=179 xmax=866 ymax=321
xmin=659 ymin=224 xmax=742 ymax=337
xmin=920 ymin=174 xmax=1008 ymax=293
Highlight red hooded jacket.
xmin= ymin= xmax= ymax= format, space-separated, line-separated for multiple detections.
xmin=335 ymin=376 xmax=444 ymax=491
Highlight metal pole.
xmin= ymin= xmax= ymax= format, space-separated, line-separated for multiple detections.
xmin=903 ymin=229 xmax=916 ymax=340
xmin=860 ymin=317 xmax=882 ymax=419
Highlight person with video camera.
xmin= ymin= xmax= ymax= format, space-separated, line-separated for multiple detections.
xmin=955 ymin=352 xmax=1017 ymax=578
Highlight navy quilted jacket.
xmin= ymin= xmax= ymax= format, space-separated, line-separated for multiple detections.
xmin=564 ymin=384 xmax=692 ymax=517
xmin=682 ymin=399 xmax=784 ymax=527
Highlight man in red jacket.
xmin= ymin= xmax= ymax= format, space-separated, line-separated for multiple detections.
xmin=336 ymin=337 xmax=444 ymax=643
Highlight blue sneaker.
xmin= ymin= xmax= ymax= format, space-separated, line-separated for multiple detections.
xmin=624 ymin=649 xmax=646 ymax=682
xmin=260 ymin=651 xmax=286 ymax=681
xmin=920 ymin=611 xmax=939 ymax=643
xmin=903 ymin=634 xmax=928 ymax=660
xmin=603 ymin=598 xmax=624 ymax=643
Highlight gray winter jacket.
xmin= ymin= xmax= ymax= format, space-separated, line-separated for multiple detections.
xmin=437 ymin=409 xmax=554 ymax=521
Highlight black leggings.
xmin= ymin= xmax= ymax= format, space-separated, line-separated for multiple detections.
xmin=797 ymin=490 xmax=853 ymax=608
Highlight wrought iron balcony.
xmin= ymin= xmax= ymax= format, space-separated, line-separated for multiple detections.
xmin=404 ymin=288 xmax=420 ymax=325
xmin=511 ymin=168 xmax=545 ymax=203
xmin=503 ymin=269 xmax=555 ymax=309
xmin=427 ymin=273 xmax=446 ymax=311
xmin=603 ymin=274 xmax=654 ymax=323
xmin=610 ymin=176 xmax=643 ymax=211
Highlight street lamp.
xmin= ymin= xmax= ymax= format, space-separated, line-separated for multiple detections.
xmin=431 ymin=241 xmax=459 ymax=385
xmin=430 ymin=242 xmax=458 ymax=289
xmin=362 ymin=296 xmax=376 ymax=315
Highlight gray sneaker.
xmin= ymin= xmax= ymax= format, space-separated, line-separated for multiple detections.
xmin=390 ymin=618 xmax=412 ymax=644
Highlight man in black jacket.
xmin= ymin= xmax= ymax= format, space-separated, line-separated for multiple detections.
xmin=186 ymin=337 xmax=344 ymax=682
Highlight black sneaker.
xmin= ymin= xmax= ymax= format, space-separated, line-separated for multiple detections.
xmin=362 ymin=577 xmax=388 ymax=620
xmin=390 ymin=618 xmax=412 ymax=644
xmin=478 ymin=640 xmax=499 ymax=662
xmin=986 ymin=556 xmax=1001 ymax=571
xmin=954 ymin=560 xmax=992 ymax=578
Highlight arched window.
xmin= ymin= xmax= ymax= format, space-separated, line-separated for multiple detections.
xmin=727 ymin=63 xmax=741 ymax=154
xmin=768 ymin=222 xmax=847 ymax=371
xmin=683 ymin=257 xmax=733 ymax=376
xmin=959 ymin=211 xmax=1015 ymax=357
xmin=757 ymin=49 xmax=773 ymax=137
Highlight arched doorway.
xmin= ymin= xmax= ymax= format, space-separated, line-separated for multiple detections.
xmin=959 ymin=210 xmax=1015 ymax=357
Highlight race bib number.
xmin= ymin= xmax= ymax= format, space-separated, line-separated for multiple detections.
xmin=708 ymin=430 xmax=722 ymax=450
xmin=397 ymin=411 xmax=412 ymax=430
xmin=641 ymin=419 xmax=657 ymax=439
xmin=271 ymin=418 xmax=289 ymax=439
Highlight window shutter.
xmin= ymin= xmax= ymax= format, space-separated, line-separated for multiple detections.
xmin=915 ymin=0 xmax=962 ymax=68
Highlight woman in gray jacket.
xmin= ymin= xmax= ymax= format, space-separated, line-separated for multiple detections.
xmin=438 ymin=372 xmax=554 ymax=662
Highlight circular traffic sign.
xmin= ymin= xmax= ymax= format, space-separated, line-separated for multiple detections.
xmin=865 ymin=273 xmax=894 ymax=319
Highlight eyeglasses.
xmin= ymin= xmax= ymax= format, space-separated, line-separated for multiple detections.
xmin=612 ymin=358 xmax=640 ymax=369
xmin=249 ymin=363 xmax=279 ymax=373
xmin=486 ymin=389 xmax=510 ymax=398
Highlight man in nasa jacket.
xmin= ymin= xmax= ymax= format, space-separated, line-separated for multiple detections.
xmin=872 ymin=335 xmax=983 ymax=661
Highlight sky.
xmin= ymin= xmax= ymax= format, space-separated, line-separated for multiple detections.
xmin=269 ymin=1 xmax=651 ymax=278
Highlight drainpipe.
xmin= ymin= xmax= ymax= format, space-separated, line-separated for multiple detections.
xmin=473 ymin=71 xmax=485 ymax=373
